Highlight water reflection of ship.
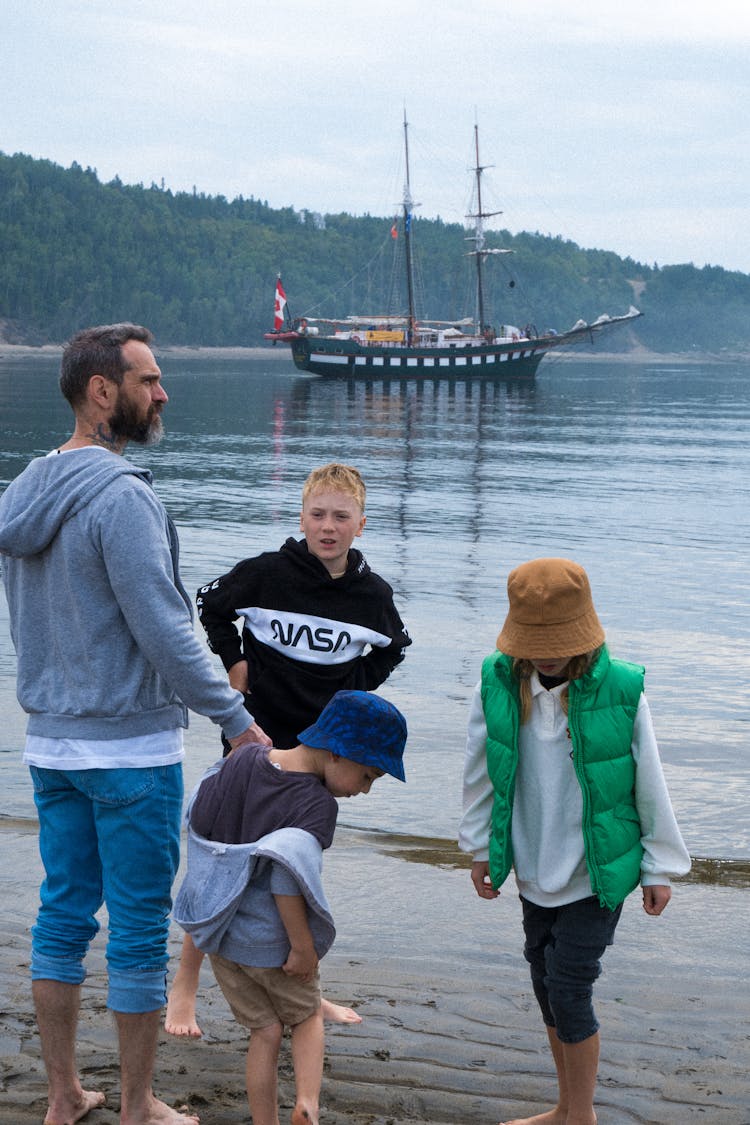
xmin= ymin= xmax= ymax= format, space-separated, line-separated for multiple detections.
xmin=285 ymin=374 xmax=539 ymax=594
xmin=287 ymin=372 xmax=539 ymax=432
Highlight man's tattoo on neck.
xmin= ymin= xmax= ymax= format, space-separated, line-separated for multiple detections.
xmin=90 ymin=424 xmax=121 ymax=450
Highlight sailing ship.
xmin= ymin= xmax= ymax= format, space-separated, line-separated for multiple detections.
xmin=264 ymin=120 xmax=642 ymax=379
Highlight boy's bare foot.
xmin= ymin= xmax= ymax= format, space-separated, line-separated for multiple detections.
xmin=500 ymin=1111 xmax=595 ymax=1124
xmin=164 ymin=989 xmax=202 ymax=1038
xmin=499 ymin=1112 xmax=564 ymax=1125
xmin=320 ymin=997 xmax=361 ymax=1024
xmin=291 ymin=1107 xmax=317 ymax=1125
xmin=164 ymin=989 xmax=360 ymax=1036
xmin=44 ymin=1088 xmax=106 ymax=1124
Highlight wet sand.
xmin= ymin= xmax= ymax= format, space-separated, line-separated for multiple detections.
xmin=1 ymin=819 xmax=748 ymax=1124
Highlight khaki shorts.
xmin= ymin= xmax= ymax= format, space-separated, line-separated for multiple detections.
xmin=210 ymin=953 xmax=321 ymax=1030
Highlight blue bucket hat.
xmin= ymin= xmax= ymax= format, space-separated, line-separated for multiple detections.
xmin=298 ymin=690 xmax=407 ymax=782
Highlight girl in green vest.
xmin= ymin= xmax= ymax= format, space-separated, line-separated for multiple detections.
xmin=459 ymin=557 xmax=690 ymax=1125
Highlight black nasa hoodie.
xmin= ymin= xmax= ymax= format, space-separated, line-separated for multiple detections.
xmin=196 ymin=536 xmax=410 ymax=747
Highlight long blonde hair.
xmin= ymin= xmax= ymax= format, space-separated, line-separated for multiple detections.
xmin=513 ymin=647 xmax=603 ymax=723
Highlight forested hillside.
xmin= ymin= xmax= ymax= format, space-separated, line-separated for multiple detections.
xmin=1 ymin=151 xmax=749 ymax=353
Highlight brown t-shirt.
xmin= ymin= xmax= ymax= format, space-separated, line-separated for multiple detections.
xmin=189 ymin=743 xmax=337 ymax=849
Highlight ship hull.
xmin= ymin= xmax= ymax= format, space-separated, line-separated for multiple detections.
xmin=289 ymin=336 xmax=547 ymax=379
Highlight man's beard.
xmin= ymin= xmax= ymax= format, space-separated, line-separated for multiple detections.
xmin=109 ymin=396 xmax=164 ymax=446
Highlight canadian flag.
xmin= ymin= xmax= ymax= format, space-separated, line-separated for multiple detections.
xmin=273 ymin=277 xmax=287 ymax=331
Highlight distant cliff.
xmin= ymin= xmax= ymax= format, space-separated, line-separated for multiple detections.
xmin=1 ymin=151 xmax=748 ymax=353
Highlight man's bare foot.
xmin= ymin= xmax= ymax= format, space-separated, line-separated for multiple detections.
xmin=44 ymin=1087 xmax=106 ymax=1124
xmin=121 ymin=1096 xmax=200 ymax=1124
xmin=164 ymin=989 xmax=202 ymax=1038
xmin=320 ymin=997 xmax=361 ymax=1024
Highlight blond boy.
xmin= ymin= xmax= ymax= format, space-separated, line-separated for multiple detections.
xmin=166 ymin=463 xmax=410 ymax=1036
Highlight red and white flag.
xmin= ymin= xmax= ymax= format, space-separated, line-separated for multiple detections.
xmin=273 ymin=277 xmax=287 ymax=331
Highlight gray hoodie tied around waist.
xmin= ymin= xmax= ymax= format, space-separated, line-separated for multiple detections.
xmin=173 ymin=825 xmax=336 ymax=966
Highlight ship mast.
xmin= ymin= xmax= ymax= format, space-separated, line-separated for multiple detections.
xmin=402 ymin=111 xmax=417 ymax=344
xmin=467 ymin=122 xmax=505 ymax=335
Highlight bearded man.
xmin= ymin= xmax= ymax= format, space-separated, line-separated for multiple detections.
xmin=0 ymin=323 xmax=269 ymax=1125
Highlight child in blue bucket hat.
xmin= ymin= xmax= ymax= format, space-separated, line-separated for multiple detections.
xmin=173 ymin=690 xmax=406 ymax=1125
xmin=297 ymin=688 xmax=407 ymax=782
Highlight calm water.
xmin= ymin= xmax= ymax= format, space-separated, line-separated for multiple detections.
xmin=1 ymin=351 xmax=749 ymax=861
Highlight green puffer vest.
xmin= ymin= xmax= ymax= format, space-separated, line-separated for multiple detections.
xmin=481 ymin=645 xmax=645 ymax=910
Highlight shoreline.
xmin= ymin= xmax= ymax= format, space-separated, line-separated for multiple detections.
xmin=1 ymin=821 xmax=748 ymax=1124
xmin=1 ymin=341 xmax=745 ymax=366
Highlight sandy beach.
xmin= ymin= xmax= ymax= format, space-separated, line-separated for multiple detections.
xmin=1 ymin=818 xmax=747 ymax=1125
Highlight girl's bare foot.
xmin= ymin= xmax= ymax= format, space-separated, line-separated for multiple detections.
xmin=320 ymin=997 xmax=361 ymax=1024
xmin=44 ymin=1088 xmax=106 ymax=1124
xmin=164 ymin=988 xmax=202 ymax=1038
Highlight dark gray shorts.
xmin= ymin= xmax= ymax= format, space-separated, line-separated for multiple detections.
xmin=521 ymin=894 xmax=623 ymax=1044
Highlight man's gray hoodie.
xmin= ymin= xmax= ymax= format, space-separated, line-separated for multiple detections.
xmin=0 ymin=447 xmax=250 ymax=741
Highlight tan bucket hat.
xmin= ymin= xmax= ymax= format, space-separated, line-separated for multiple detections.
xmin=496 ymin=557 xmax=605 ymax=659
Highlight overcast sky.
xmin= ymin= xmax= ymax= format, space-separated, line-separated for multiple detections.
xmin=3 ymin=1 xmax=749 ymax=273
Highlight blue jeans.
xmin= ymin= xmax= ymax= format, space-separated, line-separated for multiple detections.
xmin=29 ymin=764 xmax=183 ymax=1013
xmin=521 ymin=895 xmax=623 ymax=1044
